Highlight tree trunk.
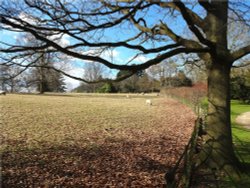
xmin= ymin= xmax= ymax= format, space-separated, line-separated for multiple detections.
xmin=201 ymin=60 xmax=241 ymax=174
xmin=39 ymin=67 xmax=46 ymax=94
xmin=197 ymin=1 xmax=242 ymax=175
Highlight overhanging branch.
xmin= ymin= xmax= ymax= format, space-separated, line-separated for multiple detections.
xmin=231 ymin=45 xmax=250 ymax=62
xmin=1 ymin=15 xmax=209 ymax=72
xmin=0 ymin=43 xmax=49 ymax=53
xmin=198 ymin=0 xmax=213 ymax=11
xmin=152 ymin=0 xmax=206 ymax=30
xmin=174 ymin=1 xmax=213 ymax=47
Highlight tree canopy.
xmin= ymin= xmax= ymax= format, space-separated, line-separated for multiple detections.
xmin=1 ymin=0 xmax=248 ymax=82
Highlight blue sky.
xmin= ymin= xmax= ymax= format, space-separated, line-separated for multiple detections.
xmin=0 ymin=2 xmax=187 ymax=90
xmin=0 ymin=0 xmax=249 ymax=90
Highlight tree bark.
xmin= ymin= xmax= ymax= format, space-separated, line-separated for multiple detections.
xmin=196 ymin=1 xmax=241 ymax=175
xmin=201 ymin=59 xmax=241 ymax=174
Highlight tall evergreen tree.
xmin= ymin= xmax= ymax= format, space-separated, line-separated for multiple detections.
xmin=31 ymin=53 xmax=66 ymax=93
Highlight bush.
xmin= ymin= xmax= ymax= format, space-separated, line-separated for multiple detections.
xmin=97 ymin=83 xmax=116 ymax=93
xmin=231 ymin=76 xmax=250 ymax=104
xmin=161 ymin=83 xmax=207 ymax=114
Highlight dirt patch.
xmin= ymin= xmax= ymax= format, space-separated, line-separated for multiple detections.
xmin=235 ymin=111 xmax=250 ymax=129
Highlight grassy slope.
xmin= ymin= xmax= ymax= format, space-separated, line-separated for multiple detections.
xmin=230 ymin=100 xmax=250 ymax=187
xmin=231 ymin=100 xmax=250 ymax=162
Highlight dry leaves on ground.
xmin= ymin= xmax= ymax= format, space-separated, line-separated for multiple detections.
xmin=1 ymin=94 xmax=196 ymax=187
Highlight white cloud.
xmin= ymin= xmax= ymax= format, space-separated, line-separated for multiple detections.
xmin=81 ymin=48 xmax=121 ymax=63
xmin=19 ymin=12 xmax=37 ymax=24
xmin=60 ymin=35 xmax=70 ymax=46
xmin=126 ymin=54 xmax=151 ymax=64
xmin=18 ymin=12 xmax=71 ymax=47
xmin=46 ymin=33 xmax=70 ymax=47
xmin=135 ymin=55 xmax=150 ymax=63
xmin=102 ymin=49 xmax=120 ymax=59
xmin=63 ymin=66 xmax=84 ymax=91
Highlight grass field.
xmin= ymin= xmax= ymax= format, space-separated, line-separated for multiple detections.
xmin=218 ymin=100 xmax=250 ymax=187
xmin=231 ymin=100 xmax=250 ymax=163
xmin=0 ymin=93 xmax=196 ymax=187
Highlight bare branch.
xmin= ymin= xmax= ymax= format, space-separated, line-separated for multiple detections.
xmin=130 ymin=16 xmax=203 ymax=49
xmin=152 ymin=0 xmax=206 ymax=30
xmin=0 ymin=43 xmax=49 ymax=53
xmin=65 ymin=41 xmax=181 ymax=54
xmin=231 ymin=45 xmax=250 ymax=62
xmin=1 ymin=53 xmax=44 ymax=80
xmin=232 ymin=62 xmax=250 ymax=68
xmin=1 ymin=14 xmax=209 ymax=72
xmin=174 ymin=1 xmax=213 ymax=47
xmin=198 ymin=0 xmax=213 ymax=11
xmin=6 ymin=59 xmax=135 ymax=84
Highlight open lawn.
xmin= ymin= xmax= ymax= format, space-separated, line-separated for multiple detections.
xmin=0 ymin=93 xmax=196 ymax=187
xmin=231 ymin=100 xmax=250 ymax=163
xmin=230 ymin=100 xmax=250 ymax=187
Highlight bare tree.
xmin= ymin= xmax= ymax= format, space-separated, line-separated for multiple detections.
xmin=83 ymin=62 xmax=107 ymax=92
xmin=148 ymin=64 xmax=163 ymax=81
xmin=148 ymin=60 xmax=178 ymax=86
xmin=183 ymin=57 xmax=207 ymax=83
xmin=0 ymin=64 xmax=23 ymax=92
xmin=0 ymin=0 xmax=250 ymax=175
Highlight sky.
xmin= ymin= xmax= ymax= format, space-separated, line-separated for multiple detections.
xmin=0 ymin=0 xmax=249 ymax=91
xmin=0 ymin=29 xmax=156 ymax=91
xmin=0 ymin=1 xmax=187 ymax=91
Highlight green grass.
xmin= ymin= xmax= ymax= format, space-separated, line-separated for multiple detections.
xmin=231 ymin=100 xmax=250 ymax=126
xmin=231 ymin=100 xmax=250 ymax=161
xmin=230 ymin=100 xmax=250 ymax=187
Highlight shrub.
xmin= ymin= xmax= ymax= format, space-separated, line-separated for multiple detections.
xmin=97 ymin=83 xmax=116 ymax=93
xmin=161 ymin=83 xmax=207 ymax=114
xmin=231 ymin=76 xmax=250 ymax=104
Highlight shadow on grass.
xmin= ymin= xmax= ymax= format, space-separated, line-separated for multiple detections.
xmin=232 ymin=126 xmax=250 ymax=132
xmin=2 ymin=138 xmax=176 ymax=187
xmin=231 ymin=133 xmax=250 ymax=187
xmin=234 ymin=140 xmax=250 ymax=171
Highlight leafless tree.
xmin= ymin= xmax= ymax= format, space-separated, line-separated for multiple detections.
xmin=0 ymin=0 xmax=250 ymax=176
xmin=83 ymin=62 xmax=107 ymax=92
xmin=0 ymin=64 xmax=23 ymax=92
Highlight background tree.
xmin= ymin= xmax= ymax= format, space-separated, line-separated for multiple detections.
xmin=18 ymin=70 xmax=37 ymax=92
xmin=30 ymin=54 xmax=66 ymax=93
xmin=96 ymin=82 xmax=117 ymax=93
xmin=0 ymin=0 xmax=250 ymax=175
xmin=183 ymin=58 xmax=207 ymax=83
xmin=81 ymin=62 xmax=107 ymax=92
xmin=22 ymin=33 xmax=67 ymax=93
xmin=0 ymin=64 xmax=23 ymax=92
xmin=0 ymin=64 xmax=10 ymax=91
xmin=231 ymin=66 xmax=250 ymax=104
xmin=114 ymin=70 xmax=154 ymax=93
xmin=148 ymin=60 xmax=178 ymax=87
xmin=163 ymin=70 xmax=192 ymax=88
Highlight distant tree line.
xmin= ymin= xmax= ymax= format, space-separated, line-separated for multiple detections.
xmin=0 ymin=33 xmax=67 ymax=93
xmin=0 ymin=53 xmax=66 ymax=93
xmin=0 ymin=64 xmax=66 ymax=93
xmin=74 ymin=61 xmax=193 ymax=93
